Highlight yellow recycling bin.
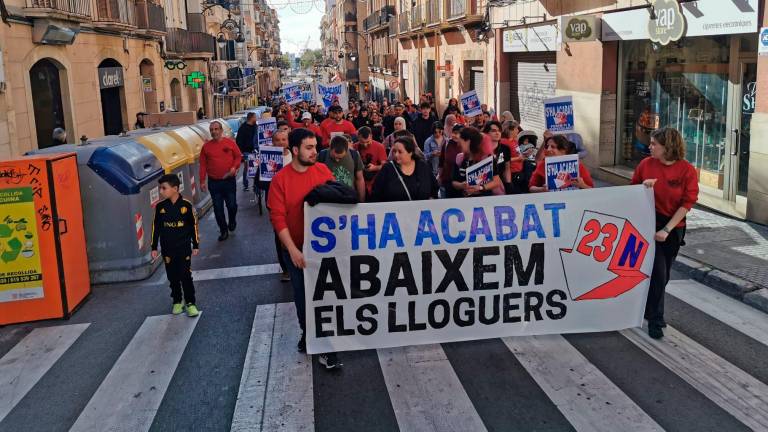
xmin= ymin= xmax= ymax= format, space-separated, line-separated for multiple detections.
xmin=136 ymin=132 xmax=195 ymax=199
xmin=165 ymin=126 xmax=211 ymax=214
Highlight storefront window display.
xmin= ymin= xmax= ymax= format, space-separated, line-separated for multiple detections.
xmin=620 ymin=37 xmax=730 ymax=187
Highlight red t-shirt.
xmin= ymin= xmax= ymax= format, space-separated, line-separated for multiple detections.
xmin=529 ymin=161 xmax=594 ymax=189
xmin=320 ymin=119 xmax=357 ymax=144
xmin=200 ymin=137 xmax=242 ymax=183
xmin=268 ymin=163 xmax=335 ymax=248
xmin=500 ymin=138 xmax=523 ymax=173
xmin=631 ymin=157 xmax=699 ymax=227
xmin=354 ymin=140 xmax=388 ymax=194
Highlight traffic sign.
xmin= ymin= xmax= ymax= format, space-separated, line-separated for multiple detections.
xmin=759 ymin=27 xmax=768 ymax=56
xmin=388 ymin=80 xmax=399 ymax=90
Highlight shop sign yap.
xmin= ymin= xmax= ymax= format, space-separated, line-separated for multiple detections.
xmin=561 ymin=15 xmax=599 ymax=43
xmin=648 ymin=0 xmax=686 ymax=45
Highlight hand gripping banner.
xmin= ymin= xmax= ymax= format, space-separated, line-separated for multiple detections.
xmin=303 ymin=185 xmax=655 ymax=354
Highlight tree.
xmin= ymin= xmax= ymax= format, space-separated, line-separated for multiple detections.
xmin=300 ymin=49 xmax=324 ymax=71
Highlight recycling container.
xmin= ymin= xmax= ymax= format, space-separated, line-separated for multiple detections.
xmin=0 ymin=153 xmax=90 ymax=325
xmin=135 ymin=132 xmax=195 ymax=203
xmin=28 ymin=138 xmax=164 ymax=284
xmin=191 ymin=118 xmax=235 ymax=141
xmin=165 ymin=126 xmax=212 ymax=215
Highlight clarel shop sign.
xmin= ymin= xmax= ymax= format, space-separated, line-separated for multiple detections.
xmin=98 ymin=67 xmax=124 ymax=89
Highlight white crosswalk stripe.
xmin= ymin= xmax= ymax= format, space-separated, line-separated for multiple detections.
xmin=622 ymin=324 xmax=768 ymax=431
xmin=69 ymin=314 xmax=200 ymax=432
xmin=0 ymin=324 xmax=89 ymax=423
xmin=377 ymin=344 xmax=487 ymax=432
xmin=2 ymin=280 xmax=768 ymax=432
xmin=503 ymin=334 xmax=664 ymax=432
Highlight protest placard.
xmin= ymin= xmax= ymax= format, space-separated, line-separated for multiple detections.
xmin=257 ymin=118 xmax=277 ymax=148
xmin=315 ymin=82 xmax=349 ymax=111
xmin=466 ymin=156 xmax=494 ymax=186
xmin=258 ymin=146 xmax=284 ymax=182
xmin=246 ymin=153 xmax=258 ymax=179
xmin=545 ymin=154 xmax=579 ymax=191
xmin=544 ymin=96 xmax=575 ymax=133
xmin=283 ymin=84 xmax=303 ymax=105
xmin=303 ymin=185 xmax=655 ymax=354
xmin=460 ymin=90 xmax=482 ymax=117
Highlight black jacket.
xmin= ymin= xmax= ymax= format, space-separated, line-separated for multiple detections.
xmin=370 ymin=160 xmax=438 ymax=202
xmin=305 ymin=181 xmax=359 ymax=206
xmin=236 ymin=122 xmax=256 ymax=153
xmin=151 ymin=197 xmax=199 ymax=255
xmin=411 ymin=115 xmax=437 ymax=149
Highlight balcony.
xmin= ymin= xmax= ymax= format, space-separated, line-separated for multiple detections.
xmin=384 ymin=53 xmax=397 ymax=72
xmin=25 ymin=0 xmax=92 ymax=21
xmin=446 ymin=0 xmax=484 ymax=22
xmin=388 ymin=18 xmax=397 ymax=37
xmin=165 ymin=27 xmax=216 ymax=57
xmin=94 ymin=0 xmax=136 ymax=29
xmin=364 ymin=5 xmax=395 ymax=32
xmin=425 ymin=0 xmax=440 ymax=25
xmin=398 ymin=11 xmax=409 ymax=34
xmin=186 ymin=12 xmax=204 ymax=32
xmin=410 ymin=4 xmax=423 ymax=29
xmin=135 ymin=1 xmax=165 ymax=34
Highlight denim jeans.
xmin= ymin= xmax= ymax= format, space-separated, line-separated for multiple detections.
xmin=241 ymin=157 xmax=250 ymax=189
xmin=282 ymin=249 xmax=306 ymax=331
xmin=208 ymin=177 xmax=237 ymax=234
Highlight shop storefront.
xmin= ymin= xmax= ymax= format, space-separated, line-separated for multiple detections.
xmin=502 ymin=23 xmax=560 ymax=135
xmin=603 ymin=0 xmax=759 ymax=215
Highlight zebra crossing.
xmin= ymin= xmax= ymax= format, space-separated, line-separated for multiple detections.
xmin=1 ymin=278 xmax=768 ymax=432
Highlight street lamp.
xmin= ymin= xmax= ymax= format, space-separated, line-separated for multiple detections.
xmin=217 ymin=32 xmax=227 ymax=49
xmin=348 ymin=52 xmax=358 ymax=62
xmin=235 ymin=33 xmax=246 ymax=50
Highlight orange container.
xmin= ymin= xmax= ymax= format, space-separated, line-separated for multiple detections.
xmin=0 ymin=153 xmax=91 ymax=325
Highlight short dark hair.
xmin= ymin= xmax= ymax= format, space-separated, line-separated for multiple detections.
xmin=394 ymin=135 xmax=418 ymax=156
xmin=483 ymin=121 xmax=502 ymax=133
xmin=246 ymin=112 xmax=256 ymax=120
xmin=358 ymin=126 xmax=372 ymax=138
xmin=432 ymin=121 xmax=444 ymax=133
xmin=159 ymin=173 xmax=180 ymax=188
xmin=452 ymin=124 xmax=465 ymax=133
xmin=330 ymin=135 xmax=350 ymax=153
xmin=482 ymin=111 xmax=491 ymax=117
xmin=420 ymin=102 xmax=431 ymax=110
xmin=277 ymin=120 xmax=289 ymax=129
xmin=394 ymin=129 xmax=414 ymax=139
xmin=329 ymin=105 xmax=343 ymax=113
xmin=459 ymin=127 xmax=484 ymax=154
xmin=288 ymin=128 xmax=316 ymax=151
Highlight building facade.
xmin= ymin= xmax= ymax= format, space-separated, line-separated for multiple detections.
xmin=490 ymin=0 xmax=767 ymax=224
xmin=362 ymin=0 xmax=399 ymax=102
xmin=321 ymin=0 xmax=369 ymax=100
xmin=0 ymin=0 xmax=281 ymax=158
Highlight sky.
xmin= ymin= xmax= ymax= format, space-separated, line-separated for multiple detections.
xmin=275 ymin=2 xmax=324 ymax=54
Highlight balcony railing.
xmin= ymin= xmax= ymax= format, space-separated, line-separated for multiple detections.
xmin=446 ymin=0 xmax=482 ymax=20
xmin=410 ymin=3 xmax=423 ymax=29
xmin=186 ymin=12 xmax=205 ymax=32
xmin=135 ymin=1 xmax=164 ymax=33
xmin=25 ymin=0 xmax=92 ymax=19
xmin=426 ymin=0 xmax=440 ymax=25
xmin=166 ymin=27 xmax=216 ymax=55
xmin=398 ymin=11 xmax=409 ymax=33
xmin=95 ymin=0 xmax=136 ymax=26
xmin=384 ymin=53 xmax=397 ymax=71
xmin=388 ymin=18 xmax=397 ymax=37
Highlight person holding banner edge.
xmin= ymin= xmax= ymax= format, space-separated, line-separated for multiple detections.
xmin=267 ymin=128 xmax=341 ymax=370
xmin=631 ymin=127 xmax=698 ymax=339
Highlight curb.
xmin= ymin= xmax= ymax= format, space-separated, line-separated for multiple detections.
xmin=673 ymin=254 xmax=768 ymax=315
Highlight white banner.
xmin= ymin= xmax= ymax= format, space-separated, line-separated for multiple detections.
xmin=303 ymin=185 xmax=656 ymax=354
xmin=314 ymin=82 xmax=349 ymax=112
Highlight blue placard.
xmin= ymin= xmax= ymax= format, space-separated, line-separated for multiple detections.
xmin=257 ymin=118 xmax=277 ymax=148
xmin=544 ymin=96 xmax=575 ymax=133
xmin=466 ymin=156 xmax=494 ymax=186
xmin=258 ymin=146 xmax=284 ymax=182
xmin=460 ymin=90 xmax=482 ymax=118
xmin=283 ymin=84 xmax=303 ymax=105
xmin=545 ymin=154 xmax=579 ymax=191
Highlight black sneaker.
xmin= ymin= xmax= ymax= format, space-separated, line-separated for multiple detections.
xmin=297 ymin=333 xmax=306 ymax=353
xmin=228 ymin=221 xmax=237 ymax=232
xmin=218 ymin=231 xmax=229 ymax=241
xmin=318 ymin=352 xmax=341 ymax=370
xmin=648 ymin=325 xmax=664 ymax=339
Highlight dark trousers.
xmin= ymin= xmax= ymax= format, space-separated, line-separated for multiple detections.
xmin=645 ymin=227 xmax=684 ymax=327
xmin=282 ymin=249 xmax=306 ymax=331
xmin=275 ymin=232 xmax=287 ymax=273
xmin=164 ymin=253 xmax=195 ymax=304
xmin=242 ymin=158 xmax=250 ymax=189
xmin=208 ymin=177 xmax=237 ymax=234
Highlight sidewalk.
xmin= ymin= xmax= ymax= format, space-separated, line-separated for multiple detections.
xmin=674 ymin=208 xmax=768 ymax=314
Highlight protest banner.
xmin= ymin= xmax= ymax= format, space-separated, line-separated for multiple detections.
xmin=246 ymin=153 xmax=258 ymax=179
xmin=257 ymin=118 xmax=277 ymax=147
xmin=466 ymin=156 xmax=494 ymax=186
xmin=315 ymin=82 xmax=349 ymax=111
xmin=545 ymin=154 xmax=579 ymax=191
xmin=460 ymin=90 xmax=483 ymax=117
xmin=544 ymin=96 xmax=575 ymax=133
xmin=283 ymin=84 xmax=303 ymax=105
xmin=303 ymin=185 xmax=655 ymax=354
xmin=302 ymin=91 xmax=313 ymax=102
xmin=258 ymin=146 xmax=284 ymax=182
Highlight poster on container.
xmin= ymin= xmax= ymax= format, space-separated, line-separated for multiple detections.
xmin=544 ymin=96 xmax=575 ymax=133
xmin=257 ymin=118 xmax=277 ymax=148
xmin=460 ymin=90 xmax=482 ymax=117
xmin=0 ymin=187 xmax=44 ymax=303
xmin=283 ymin=84 xmax=303 ymax=105
xmin=259 ymin=146 xmax=284 ymax=182
xmin=466 ymin=156 xmax=494 ymax=186
xmin=303 ymin=185 xmax=656 ymax=354
xmin=545 ymin=154 xmax=579 ymax=191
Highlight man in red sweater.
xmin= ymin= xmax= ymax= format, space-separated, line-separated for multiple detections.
xmin=200 ymin=121 xmax=242 ymax=241
xmin=286 ymin=110 xmax=324 ymax=147
xmin=267 ymin=128 xmax=340 ymax=370
xmin=320 ymin=105 xmax=357 ymax=145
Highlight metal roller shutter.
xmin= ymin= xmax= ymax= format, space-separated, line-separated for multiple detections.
xmin=509 ymin=53 xmax=557 ymax=135
xmin=470 ymin=67 xmax=485 ymax=95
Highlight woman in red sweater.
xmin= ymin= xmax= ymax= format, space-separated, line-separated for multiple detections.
xmin=529 ymin=135 xmax=593 ymax=193
xmin=631 ymin=127 xmax=699 ymax=339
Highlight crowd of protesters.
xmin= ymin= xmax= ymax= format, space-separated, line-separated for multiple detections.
xmin=231 ymin=93 xmax=699 ymax=370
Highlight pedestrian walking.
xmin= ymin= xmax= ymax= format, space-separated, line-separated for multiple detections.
xmin=236 ymin=112 xmax=257 ymax=191
xmin=423 ymin=122 xmax=444 ymax=178
xmin=411 ymin=102 xmax=438 ymax=149
xmin=200 ymin=121 xmax=242 ymax=241
xmin=150 ymin=174 xmax=200 ymax=318
xmin=370 ymin=136 xmax=438 ymax=202
xmin=483 ymin=121 xmax=512 ymax=194
xmin=319 ymin=105 xmax=357 ymax=145
xmin=354 ymin=126 xmax=387 ymax=198
xmin=438 ymin=124 xmax=464 ymax=198
xmin=318 ymin=135 xmax=366 ymax=202
xmin=268 ymin=128 xmax=341 ymax=369
xmin=631 ymin=127 xmax=699 ymax=339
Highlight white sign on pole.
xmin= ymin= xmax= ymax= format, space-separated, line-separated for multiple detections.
xmin=303 ymin=185 xmax=656 ymax=354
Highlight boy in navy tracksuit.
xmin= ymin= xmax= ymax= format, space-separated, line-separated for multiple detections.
xmin=151 ymin=174 xmax=201 ymax=317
